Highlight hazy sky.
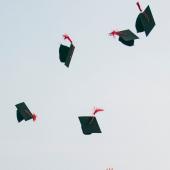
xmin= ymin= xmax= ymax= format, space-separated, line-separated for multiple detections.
xmin=0 ymin=0 xmax=170 ymax=170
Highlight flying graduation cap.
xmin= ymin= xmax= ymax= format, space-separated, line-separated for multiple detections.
xmin=59 ymin=34 xmax=75 ymax=67
xmin=15 ymin=102 xmax=36 ymax=123
xmin=135 ymin=2 xmax=155 ymax=36
xmin=109 ymin=29 xmax=139 ymax=46
xmin=78 ymin=107 xmax=104 ymax=135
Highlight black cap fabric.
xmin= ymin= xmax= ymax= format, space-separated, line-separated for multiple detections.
xmin=78 ymin=116 xmax=102 ymax=135
xmin=136 ymin=5 xmax=155 ymax=36
xmin=15 ymin=102 xmax=33 ymax=122
xmin=59 ymin=44 xmax=75 ymax=67
xmin=118 ymin=29 xmax=139 ymax=46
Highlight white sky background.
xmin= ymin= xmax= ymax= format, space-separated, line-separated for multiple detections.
xmin=0 ymin=0 xmax=170 ymax=170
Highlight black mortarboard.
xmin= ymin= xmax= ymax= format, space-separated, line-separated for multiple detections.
xmin=15 ymin=102 xmax=36 ymax=122
xmin=109 ymin=29 xmax=139 ymax=46
xmin=78 ymin=116 xmax=102 ymax=135
xmin=59 ymin=34 xmax=75 ymax=67
xmin=118 ymin=30 xmax=139 ymax=46
xmin=59 ymin=44 xmax=75 ymax=67
xmin=135 ymin=3 xmax=155 ymax=36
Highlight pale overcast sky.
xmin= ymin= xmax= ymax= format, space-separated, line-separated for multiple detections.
xmin=0 ymin=0 xmax=170 ymax=170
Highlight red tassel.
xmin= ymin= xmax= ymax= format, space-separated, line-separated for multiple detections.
xmin=32 ymin=113 xmax=37 ymax=122
xmin=109 ymin=30 xmax=121 ymax=37
xmin=136 ymin=2 xmax=143 ymax=12
xmin=63 ymin=34 xmax=73 ymax=43
xmin=89 ymin=107 xmax=104 ymax=124
xmin=93 ymin=107 xmax=104 ymax=115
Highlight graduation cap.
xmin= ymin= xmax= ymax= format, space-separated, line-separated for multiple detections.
xmin=59 ymin=34 xmax=75 ymax=67
xmin=135 ymin=2 xmax=155 ymax=36
xmin=109 ymin=29 xmax=139 ymax=46
xmin=15 ymin=102 xmax=36 ymax=123
xmin=78 ymin=107 xmax=104 ymax=135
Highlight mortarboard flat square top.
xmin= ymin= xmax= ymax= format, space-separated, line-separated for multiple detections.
xmin=78 ymin=116 xmax=102 ymax=135
xmin=59 ymin=44 xmax=75 ymax=67
xmin=15 ymin=102 xmax=33 ymax=122
xmin=118 ymin=29 xmax=139 ymax=46
xmin=136 ymin=5 xmax=155 ymax=36
xmin=59 ymin=45 xmax=70 ymax=62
